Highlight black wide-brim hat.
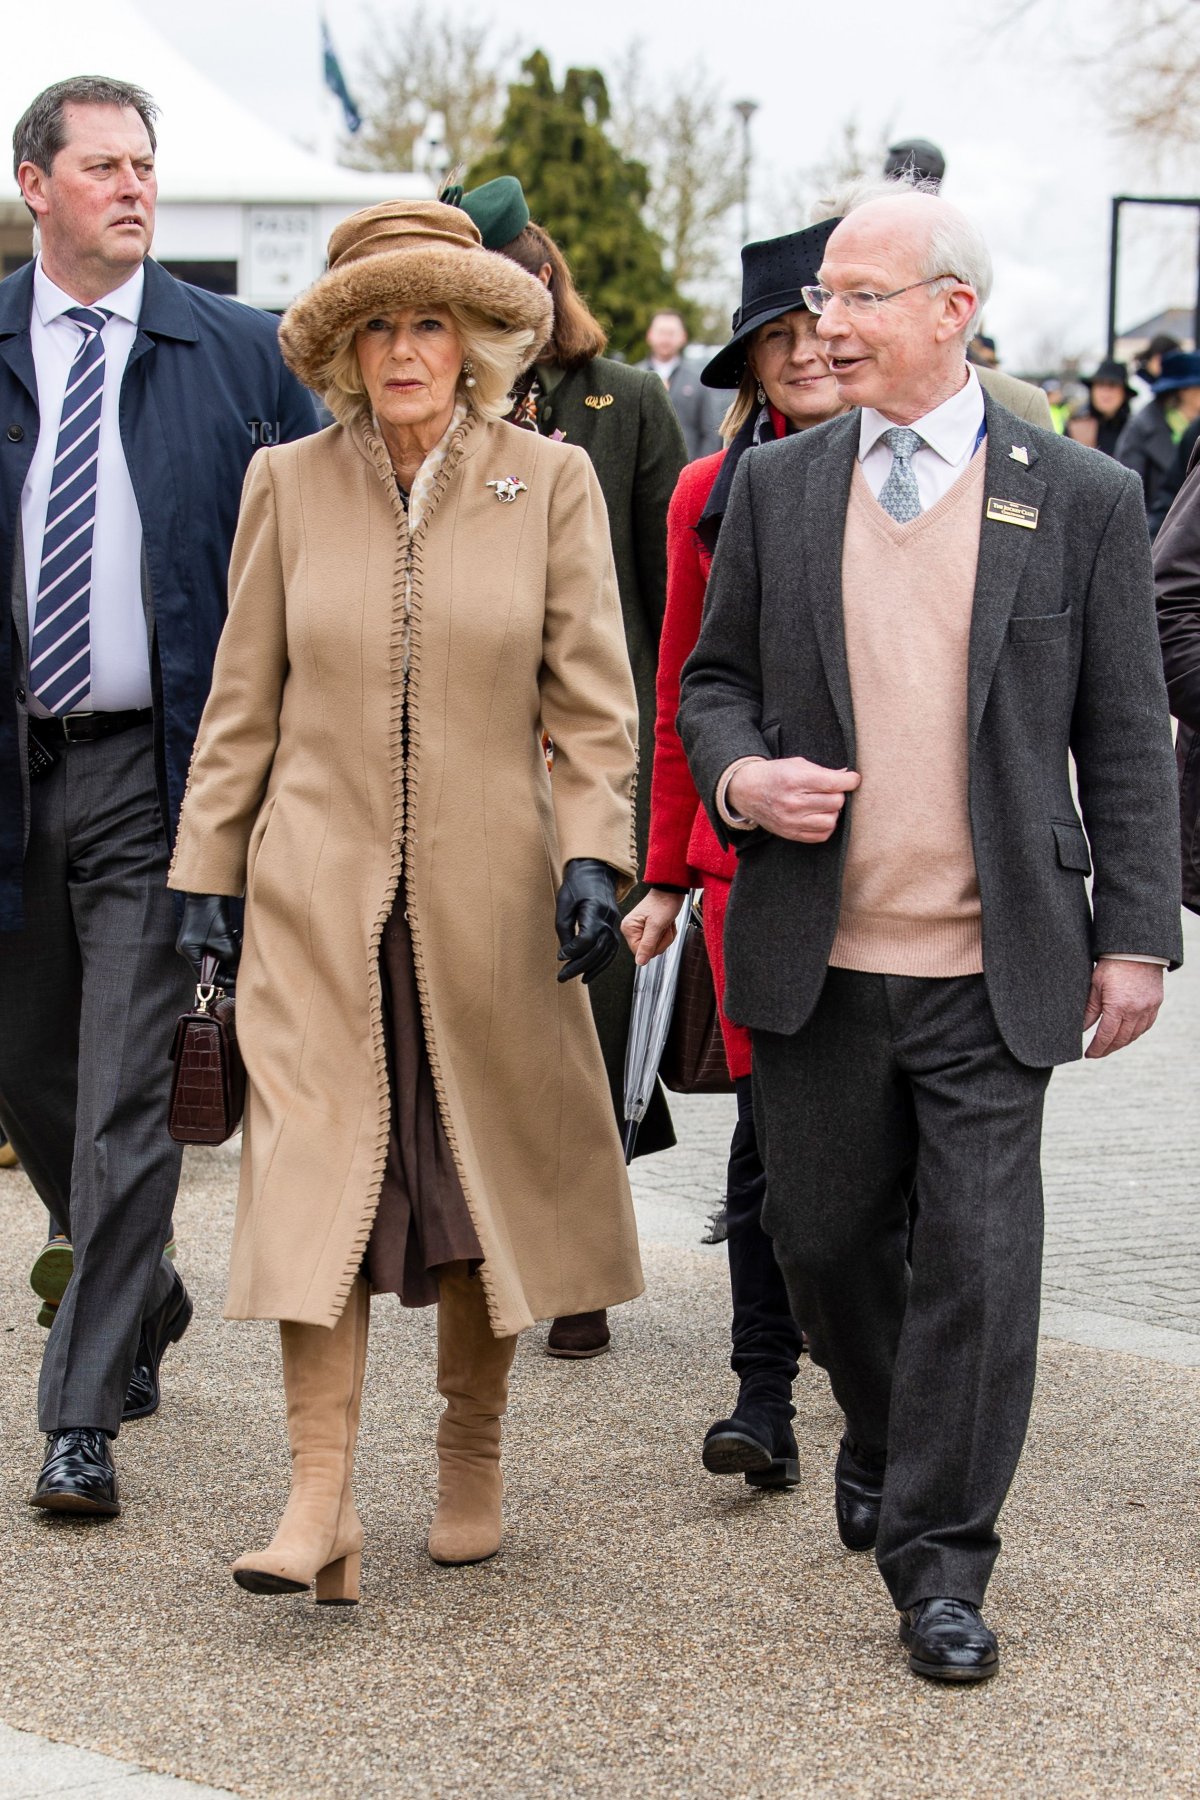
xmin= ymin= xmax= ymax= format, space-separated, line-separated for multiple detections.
xmin=701 ymin=217 xmax=841 ymax=390
xmin=1085 ymin=357 xmax=1137 ymax=399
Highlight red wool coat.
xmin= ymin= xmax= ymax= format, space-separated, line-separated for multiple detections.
xmin=644 ymin=451 xmax=752 ymax=1079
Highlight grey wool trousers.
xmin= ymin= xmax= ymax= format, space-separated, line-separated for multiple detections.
xmin=753 ymin=969 xmax=1051 ymax=1610
xmin=0 ymin=725 xmax=192 ymax=1436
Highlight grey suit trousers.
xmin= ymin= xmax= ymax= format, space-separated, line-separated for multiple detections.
xmin=753 ymin=969 xmax=1051 ymax=1610
xmin=0 ymin=725 xmax=191 ymax=1435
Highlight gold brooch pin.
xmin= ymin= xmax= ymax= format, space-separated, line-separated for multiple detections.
xmin=584 ymin=394 xmax=614 ymax=409
xmin=486 ymin=476 xmax=528 ymax=504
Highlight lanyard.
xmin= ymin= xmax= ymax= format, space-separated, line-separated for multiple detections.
xmin=973 ymin=414 xmax=988 ymax=455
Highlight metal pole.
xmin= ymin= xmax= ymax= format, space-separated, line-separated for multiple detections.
xmin=1194 ymin=212 xmax=1200 ymax=350
xmin=732 ymin=101 xmax=759 ymax=245
xmin=1105 ymin=192 xmax=1200 ymax=358
xmin=1107 ymin=196 xmax=1122 ymax=361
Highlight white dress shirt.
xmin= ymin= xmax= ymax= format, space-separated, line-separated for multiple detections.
xmin=21 ymin=259 xmax=151 ymax=714
xmin=858 ymin=364 xmax=986 ymax=510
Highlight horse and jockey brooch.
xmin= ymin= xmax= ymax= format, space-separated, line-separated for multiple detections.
xmin=486 ymin=476 xmax=528 ymax=504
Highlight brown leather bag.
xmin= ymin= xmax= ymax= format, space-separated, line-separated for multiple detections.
xmin=659 ymin=899 xmax=735 ymax=1095
xmin=167 ymin=955 xmax=246 ymax=1144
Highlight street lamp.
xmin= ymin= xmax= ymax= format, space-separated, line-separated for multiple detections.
xmin=732 ymin=99 xmax=759 ymax=246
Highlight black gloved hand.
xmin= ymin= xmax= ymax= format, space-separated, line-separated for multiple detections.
xmin=176 ymin=894 xmax=242 ymax=978
xmin=554 ymin=858 xmax=621 ymax=985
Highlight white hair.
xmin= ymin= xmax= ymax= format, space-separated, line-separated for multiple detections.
xmin=817 ymin=178 xmax=994 ymax=337
xmin=919 ymin=210 xmax=993 ymax=331
xmin=807 ymin=173 xmax=930 ymax=223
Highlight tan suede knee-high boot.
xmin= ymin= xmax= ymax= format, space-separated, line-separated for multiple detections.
xmin=427 ymin=1265 xmax=518 ymax=1566
xmin=233 ymin=1276 xmax=369 ymax=1603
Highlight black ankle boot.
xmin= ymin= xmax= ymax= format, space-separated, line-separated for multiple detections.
xmin=702 ymin=1390 xmax=799 ymax=1490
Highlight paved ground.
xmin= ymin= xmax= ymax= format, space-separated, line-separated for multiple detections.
xmin=1 ymin=917 xmax=1198 ymax=1797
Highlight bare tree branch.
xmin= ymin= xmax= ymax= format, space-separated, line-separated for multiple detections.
xmin=348 ymin=8 xmax=520 ymax=175
xmin=607 ymin=48 xmax=742 ymax=298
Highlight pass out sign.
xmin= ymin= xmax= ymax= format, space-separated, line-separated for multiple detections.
xmin=246 ymin=209 xmax=316 ymax=301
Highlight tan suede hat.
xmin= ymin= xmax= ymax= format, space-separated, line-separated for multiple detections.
xmin=279 ymin=200 xmax=553 ymax=389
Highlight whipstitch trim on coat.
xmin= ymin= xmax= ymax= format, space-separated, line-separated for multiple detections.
xmin=329 ymin=408 xmax=509 ymax=1338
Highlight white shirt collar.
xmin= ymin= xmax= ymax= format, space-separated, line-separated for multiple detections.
xmin=33 ymin=256 xmax=145 ymax=328
xmin=858 ymin=365 xmax=984 ymax=466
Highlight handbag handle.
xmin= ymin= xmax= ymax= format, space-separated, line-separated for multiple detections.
xmin=196 ymin=951 xmax=224 ymax=1013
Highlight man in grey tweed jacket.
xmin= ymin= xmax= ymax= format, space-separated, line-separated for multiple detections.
xmin=679 ymin=190 xmax=1182 ymax=1684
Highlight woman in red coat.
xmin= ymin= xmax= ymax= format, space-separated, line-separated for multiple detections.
xmin=623 ymin=219 xmax=848 ymax=1489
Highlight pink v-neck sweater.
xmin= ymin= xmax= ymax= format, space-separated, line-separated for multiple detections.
xmin=828 ymin=452 xmax=987 ymax=978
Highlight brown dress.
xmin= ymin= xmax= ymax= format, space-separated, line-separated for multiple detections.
xmin=365 ymin=901 xmax=482 ymax=1305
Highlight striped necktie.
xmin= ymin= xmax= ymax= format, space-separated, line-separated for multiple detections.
xmin=30 ymin=305 xmax=111 ymax=715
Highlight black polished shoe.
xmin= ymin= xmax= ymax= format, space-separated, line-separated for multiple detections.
xmin=703 ymin=1394 xmax=800 ymax=1490
xmin=899 ymin=1597 xmax=999 ymax=1682
xmin=29 ymin=1429 xmax=120 ymax=1516
xmin=123 ymin=1266 xmax=193 ymax=1421
xmin=834 ymin=1436 xmax=885 ymax=1551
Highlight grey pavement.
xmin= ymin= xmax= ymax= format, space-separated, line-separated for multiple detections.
xmin=0 ymin=1721 xmax=235 ymax=1797
xmin=0 ymin=920 xmax=1197 ymax=1796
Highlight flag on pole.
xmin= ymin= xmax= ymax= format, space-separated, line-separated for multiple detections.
xmin=321 ymin=16 xmax=362 ymax=134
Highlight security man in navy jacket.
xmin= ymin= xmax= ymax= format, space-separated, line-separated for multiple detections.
xmin=0 ymin=76 xmax=317 ymax=1517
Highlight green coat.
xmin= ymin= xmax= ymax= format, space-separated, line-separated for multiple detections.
xmin=538 ymin=356 xmax=688 ymax=1155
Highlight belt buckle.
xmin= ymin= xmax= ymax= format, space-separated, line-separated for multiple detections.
xmin=60 ymin=714 xmax=91 ymax=743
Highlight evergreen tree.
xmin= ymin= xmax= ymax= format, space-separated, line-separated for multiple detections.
xmin=468 ymin=52 xmax=691 ymax=359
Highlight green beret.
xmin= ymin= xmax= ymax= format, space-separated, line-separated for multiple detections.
xmin=455 ymin=177 xmax=530 ymax=251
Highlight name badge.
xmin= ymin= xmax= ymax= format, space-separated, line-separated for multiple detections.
xmin=986 ymin=497 xmax=1039 ymax=530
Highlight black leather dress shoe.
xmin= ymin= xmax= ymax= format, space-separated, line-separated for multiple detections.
xmin=703 ymin=1398 xmax=800 ymax=1490
xmin=123 ymin=1266 xmax=193 ymax=1421
xmin=899 ymin=1597 xmax=999 ymax=1682
xmin=834 ymin=1436 xmax=885 ymax=1551
xmin=29 ymin=1429 xmax=120 ymax=1516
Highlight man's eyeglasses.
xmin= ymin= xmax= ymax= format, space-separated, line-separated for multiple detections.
xmin=800 ymin=275 xmax=965 ymax=318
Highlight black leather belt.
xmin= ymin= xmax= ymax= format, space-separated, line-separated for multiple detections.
xmin=32 ymin=708 xmax=153 ymax=743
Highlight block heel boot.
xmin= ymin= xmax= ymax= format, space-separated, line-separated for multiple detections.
xmin=427 ymin=1264 xmax=518 ymax=1566
xmin=233 ymin=1275 xmax=369 ymax=1603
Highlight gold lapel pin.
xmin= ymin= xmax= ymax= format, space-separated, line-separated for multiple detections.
xmin=584 ymin=394 xmax=614 ymax=409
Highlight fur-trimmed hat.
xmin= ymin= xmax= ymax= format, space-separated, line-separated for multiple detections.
xmin=279 ymin=200 xmax=553 ymax=390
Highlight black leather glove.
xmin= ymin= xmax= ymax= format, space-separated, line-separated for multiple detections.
xmin=554 ymin=858 xmax=621 ymax=985
xmin=176 ymin=894 xmax=242 ymax=978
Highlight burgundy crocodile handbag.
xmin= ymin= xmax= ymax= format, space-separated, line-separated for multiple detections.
xmin=659 ymin=900 xmax=735 ymax=1096
xmin=167 ymin=955 xmax=246 ymax=1144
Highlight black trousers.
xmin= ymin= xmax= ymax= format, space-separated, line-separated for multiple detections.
xmin=725 ymin=1075 xmax=802 ymax=1405
xmin=753 ymin=970 xmax=1050 ymax=1609
xmin=0 ymin=727 xmax=190 ymax=1436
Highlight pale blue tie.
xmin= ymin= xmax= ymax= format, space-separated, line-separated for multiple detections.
xmin=878 ymin=426 xmax=923 ymax=523
xmin=30 ymin=305 xmax=111 ymax=714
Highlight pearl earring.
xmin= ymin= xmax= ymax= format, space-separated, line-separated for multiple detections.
xmin=463 ymin=357 xmax=477 ymax=389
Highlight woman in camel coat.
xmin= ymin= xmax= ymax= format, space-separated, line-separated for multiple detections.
xmin=169 ymin=201 xmax=643 ymax=1604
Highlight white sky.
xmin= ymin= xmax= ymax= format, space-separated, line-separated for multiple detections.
xmin=133 ymin=0 xmax=1200 ymax=370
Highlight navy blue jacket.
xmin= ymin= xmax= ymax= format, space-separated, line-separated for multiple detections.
xmin=0 ymin=257 xmax=318 ymax=929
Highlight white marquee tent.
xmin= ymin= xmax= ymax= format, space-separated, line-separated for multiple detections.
xmin=1 ymin=1 xmax=430 ymax=307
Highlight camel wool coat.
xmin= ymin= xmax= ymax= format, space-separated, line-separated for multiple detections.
xmin=168 ymin=411 xmax=645 ymax=1336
